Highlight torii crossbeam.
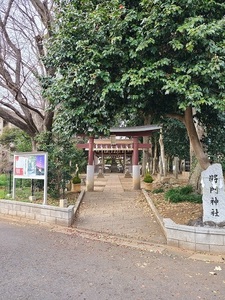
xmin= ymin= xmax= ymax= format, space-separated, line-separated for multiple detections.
xmin=77 ymin=125 xmax=161 ymax=191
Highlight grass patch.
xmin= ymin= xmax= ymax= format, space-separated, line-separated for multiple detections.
xmin=1 ymin=187 xmax=80 ymax=207
xmin=0 ymin=174 xmax=7 ymax=187
xmin=0 ymin=174 xmax=80 ymax=206
xmin=0 ymin=188 xmax=7 ymax=198
xmin=14 ymin=188 xmax=44 ymax=202
xmin=152 ymin=188 xmax=164 ymax=194
xmin=165 ymin=185 xmax=202 ymax=203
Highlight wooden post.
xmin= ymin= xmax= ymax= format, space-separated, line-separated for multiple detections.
xmin=132 ymin=136 xmax=140 ymax=190
xmin=87 ymin=136 xmax=94 ymax=191
xmin=88 ymin=136 xmax=94 ymax=165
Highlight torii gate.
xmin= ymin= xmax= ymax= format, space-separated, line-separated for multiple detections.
xmin=78 ymin=125 xmax=161 ymax=191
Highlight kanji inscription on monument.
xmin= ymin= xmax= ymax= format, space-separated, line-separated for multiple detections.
xmin=201 ymin=163 xmax=225 ymax=223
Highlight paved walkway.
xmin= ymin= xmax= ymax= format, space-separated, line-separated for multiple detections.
xmin=73 ymin=173 xmax=166 ymax=245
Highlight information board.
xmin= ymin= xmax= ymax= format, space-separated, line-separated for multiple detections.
xmin=14 ymin=153 xmax=47 ymax=179
xmin=13 ymin=152 xmax=48 ymax=204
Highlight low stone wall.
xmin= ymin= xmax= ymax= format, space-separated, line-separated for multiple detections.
xmin=142 ymin=189 xmax=225 ymax=254
xmin=0 ymin=190 xmax=85 ymax=227
xmin=164 ymin=218 xmax=225 ymax=253
xmin=0 ymin=200 xmax=74 ymax=227
xmin=0 ymin=199 xmax=75 ymax=226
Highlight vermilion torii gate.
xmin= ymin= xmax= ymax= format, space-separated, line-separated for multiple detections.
xmin=77 ymin=125 xmax=161 ymax=191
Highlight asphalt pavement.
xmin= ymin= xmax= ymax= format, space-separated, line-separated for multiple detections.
xmin=0 ymin=218 xmax=224 ymax=300
xmin=1 ymin=173 xmax=225 ymax=299
xmin=0 ymin=174 xmax=225 ymax=300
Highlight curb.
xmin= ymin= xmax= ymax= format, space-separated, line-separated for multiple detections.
xmin=142 ymin=188 xmax=167 ymax=237
xmin=141 ymin=189 xmax=225 ymax=260
xmin=51 ymin=226 xmax=225 ymax=263
xmin=75 ymin=228 xmax=166 ymax=254
xmin=74 ymin=189 xmax=85 ymax=215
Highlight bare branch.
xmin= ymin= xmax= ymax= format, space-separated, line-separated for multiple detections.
xmin=2 ymin=0 xmax=14 ymax=26
xmin=0 ymin=106 xmax=36 ymax=137
xmin=30 ymin=0 xmax=53 ymax=35
xmin=0 ymin=99 xmax=28 ymax=123
xmin=0 ymin=0 xmax=55 ymax=140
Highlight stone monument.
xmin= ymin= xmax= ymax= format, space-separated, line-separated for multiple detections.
xmin=97 ymin=166 xmax=104 ymax=178
xmin=201 ymin=163 xmax=225 ymax=224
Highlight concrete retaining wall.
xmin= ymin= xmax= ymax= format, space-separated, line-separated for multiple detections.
xmin=0 ymin=199 xmax=75 ymax=227
xmin=164 ymin=218 xmax=225 ymax=253
xmin=0 ymin=190 xmax=85 ymax=227
xmin=142 ymin=189 xmax=225 ymax=254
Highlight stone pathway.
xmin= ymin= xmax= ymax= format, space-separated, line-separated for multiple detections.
xmin=73 ymin=173 xmax=166 ymax=244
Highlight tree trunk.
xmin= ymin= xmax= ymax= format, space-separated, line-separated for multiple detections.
xmin=152 ymin=136 xmax=158 ymax=174
xmin=142 ymin=114 xmax=152 ymax=175
xmin=0 ymin=1 xmax=55 ymax=144
xmin=189 ymin=128 xmax=204 ymax=192
xmin=31 ymin=139 xmax=38 ymax=152
xmin=167 ymin=106 xmax=210 ymax=190
xmin=189 ymin=157 xmax=203 ymax=193
xmin=184 ymin=106 xmax=210 ymax=170
xmin=159 ymin=129 xmax=166 ymax=176
xmin=184 ymin=106 xmax=210 ymax=191
xmin=142 ymin=136 xmax=149 ymax=175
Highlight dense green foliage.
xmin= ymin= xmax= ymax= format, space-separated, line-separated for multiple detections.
xmin=198 ymin=111 xmax=225 ymax=167
xmin=0 ymin=128 xmax=87 ymax=198
xmin=0 ymin=128 xmax=32 ymax=152
xmin=36 ymin=132 xmax=86 ymax=198
xmin=165 ymin=185 xmax=202 ymax=203
xmin=44 ymin=0 xmax=225 ymax=139
xmin=161 ymin=118 xmax=189 ymax=159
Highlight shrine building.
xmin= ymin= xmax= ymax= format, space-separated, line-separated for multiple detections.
xmin=77 ymin=125 xmax=161 ymax=191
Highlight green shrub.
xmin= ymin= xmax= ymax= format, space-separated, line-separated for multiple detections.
xmin=72 ymin=176 xmax=81 ymax=184
xmin=152 ymin=188 xmax=164 ymax=194
xmin=15 ymin=179 xmax=31 ymax=188
xmin=165 ymin=185 xmax=202 ymax=203
xmin=0 ymin=174 xmax=7 ymax=187
xmin=143 ymin=173 xmax=153 ymax=183
xmin=0 ymin=189 xmax=6 ymax=198
xmin=165 ymin=188 xmax=178 ymax=200
xmin=179 ymin=185 xmax=193 ymax=195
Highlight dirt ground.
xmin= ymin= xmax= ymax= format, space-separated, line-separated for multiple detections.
xmin=145 ymin=176 xmax=203 ymax=225
xmin=149 ymin=190 xmax=203 ymax=225
xmin=35 ymin=191 xmax=80 ymax=206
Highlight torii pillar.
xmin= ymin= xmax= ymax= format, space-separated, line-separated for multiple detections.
xmin=86 ymin=136 xmax=94 ymax=191
xmin=132 ymin=136 xmax=140 ymax=190
xmin=110 ymin=125 xmax=161 ymax=190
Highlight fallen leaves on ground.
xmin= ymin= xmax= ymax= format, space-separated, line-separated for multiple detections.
xmin=143 ymin=179 xmax=203 ymax=226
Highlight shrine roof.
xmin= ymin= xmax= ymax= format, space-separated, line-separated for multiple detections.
xmin=110 ymin=125 xmax=161 ymax=136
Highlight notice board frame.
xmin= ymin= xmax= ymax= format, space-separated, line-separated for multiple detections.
xmin=13 ymin=152 xmax=48 ymax=205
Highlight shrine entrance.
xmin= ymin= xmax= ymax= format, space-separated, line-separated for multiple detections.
xmin=93 ymin=138 xmax=133 ymax=174
xmin=77 ymin=125 xmax=161 ymax=191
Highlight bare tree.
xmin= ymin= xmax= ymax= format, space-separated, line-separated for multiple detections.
xmin=0 ymin=0 xmax=54 ymax=150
